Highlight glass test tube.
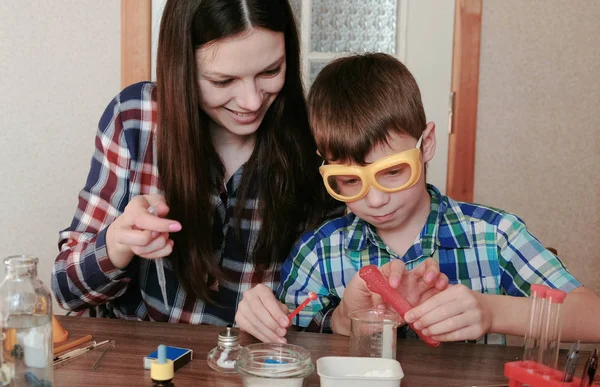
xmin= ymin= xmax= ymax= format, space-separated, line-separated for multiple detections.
xmin=522 ymin=284 xmax=548 ymax=371
xmin=540 ymin=288 xmax=567 ymax=377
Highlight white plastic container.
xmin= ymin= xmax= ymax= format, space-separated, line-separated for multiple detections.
xmin=317 ymin=356 xmax=404 ymax=387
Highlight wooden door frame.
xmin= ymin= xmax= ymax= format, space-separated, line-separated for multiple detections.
xmin=120 ymin=0 xmax=483 ymax=202
xmin=446 ymin=0 xmax=483 ymax=202
xmin=121 ymin=0 xmax=152 ymax=89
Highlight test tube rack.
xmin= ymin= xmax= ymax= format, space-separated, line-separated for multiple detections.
xmin=504 ymin=360 xmax=582 ymax=387
xmin=504 ymin=284 xmax=578 ymax=387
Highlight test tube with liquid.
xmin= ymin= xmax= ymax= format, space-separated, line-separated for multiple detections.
xmin=539 ymin=288 xmax=567 ymax=377
xmin=522 ymin=284 xmax=548 ymax=371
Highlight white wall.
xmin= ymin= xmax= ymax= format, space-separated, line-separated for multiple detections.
xmin=403 ymin=0 xmax=454 ymax=193
xmin=0 ymin=1 xmax=121 ymax=305
xmin=475 ymin=0 xmax=600 ymax=294
xmin=151 ymin=0 xmax=167 ymax=82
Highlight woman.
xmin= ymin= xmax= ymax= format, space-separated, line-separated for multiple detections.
xmin=52 ymin=0 xmax=339 ymax=330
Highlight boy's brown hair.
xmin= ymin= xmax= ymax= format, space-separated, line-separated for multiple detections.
xmin=308 ymin=52 xmax=426 ymax=165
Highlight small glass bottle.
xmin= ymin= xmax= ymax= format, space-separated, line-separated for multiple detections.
xmin=0 ymin=255 xmax=54 ymax=387
xmin=207 ymin=326 xmax=242 ymax=373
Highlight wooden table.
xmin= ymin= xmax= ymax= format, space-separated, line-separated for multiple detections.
xmin=52 ymin=315 xmax=552 ymax=386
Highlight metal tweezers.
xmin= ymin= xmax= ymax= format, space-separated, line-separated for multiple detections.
xmin=92 ymin=340 xmax=116 ymax=371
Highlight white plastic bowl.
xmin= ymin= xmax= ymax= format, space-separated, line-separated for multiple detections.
xmin=317 ymin=356 xmax=404 ymax=387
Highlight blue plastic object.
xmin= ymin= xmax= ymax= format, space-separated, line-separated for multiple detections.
xmin=24 ymin=371 xmax=53 ymax=387
xmin=157 ymin=344 xmax=167 ymax=364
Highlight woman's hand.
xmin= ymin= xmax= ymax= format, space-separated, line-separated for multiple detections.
xmin=235 ymin=284 xmax=290 ymax=343
xmin=106 ymin=194 xmax=182 ymax=269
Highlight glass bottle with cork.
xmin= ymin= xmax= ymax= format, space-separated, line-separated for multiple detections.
xmin=0 ymin=255 xmax=54 ymax=387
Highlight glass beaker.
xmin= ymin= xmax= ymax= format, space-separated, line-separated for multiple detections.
xmin=0 ymin=255 xmax=54 ymax=387
xmin=349 ymin=308 xmax=399 ymax=359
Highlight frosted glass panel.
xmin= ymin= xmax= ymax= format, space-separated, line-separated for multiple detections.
xmin=309 ymin=61 xmax=331 ymax=83
xmin=311 ymin=0 xmax=397 ymax=53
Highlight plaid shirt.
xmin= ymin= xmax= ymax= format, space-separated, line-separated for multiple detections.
xmin=52 ymin=82 xmax=280 ymax=325
xmin=277 ymin=184 xmax=581 ymax=344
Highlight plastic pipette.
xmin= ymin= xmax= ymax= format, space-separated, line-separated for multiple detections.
xmin=288 ymin=292 xmax=318 ymax=322
xmin=148 ymin=206 xmax=170 ymax=311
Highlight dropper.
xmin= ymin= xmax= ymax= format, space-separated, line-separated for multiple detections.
xmin=148 ymin=206 xmax=170 ymax=312
xmin=288 ymin=292 xmax=318 ymax=322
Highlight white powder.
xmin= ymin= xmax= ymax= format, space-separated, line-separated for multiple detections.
xmin=216 ymin=351 xmax=236 ymax=369
xmin=363 ymin=369 xmax=395 ymax=377
xmin=241 ymin=376 xmax=305 ymax=386
xmin=345 ymin=369 xmax=396 ymax=378
xmin=0 ymin=363 xmax=14 ymax=386
xmin=381 ymin=323 xmax=394 ymax=359
xmin=23 ymin=327 xmax=48 ymax=368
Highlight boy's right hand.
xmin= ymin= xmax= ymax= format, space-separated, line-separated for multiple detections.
xmin=235 ymin=284 xmax=290 ymax=344
xmin=389 ymin=258 xmax=449 ymax=308
xmin=106 ymin=194 xmax=182 ymax=269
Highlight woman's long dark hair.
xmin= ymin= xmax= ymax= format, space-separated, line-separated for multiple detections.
xmin=156 ymin=0 xmax=336 ymax=302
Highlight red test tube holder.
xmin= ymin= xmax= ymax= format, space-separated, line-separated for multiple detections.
xmin=504 ymin=285 xmax=574 ymax=387
xmin=504 ymin=361 xmax=582 ymax=387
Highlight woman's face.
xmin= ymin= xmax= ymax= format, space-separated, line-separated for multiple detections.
xmin=196 ymin=27 xmax=286 ymax=137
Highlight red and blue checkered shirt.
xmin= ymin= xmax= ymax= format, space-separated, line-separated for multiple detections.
xmin=52 ymin=82 xmax=283 ymax=325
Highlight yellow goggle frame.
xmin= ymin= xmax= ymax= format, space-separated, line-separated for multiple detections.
xmin=318 ymin=135 xmax=423 ymax=202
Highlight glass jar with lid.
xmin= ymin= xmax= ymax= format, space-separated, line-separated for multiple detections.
xmin=234 ymin=342 xmax=313 ymax=387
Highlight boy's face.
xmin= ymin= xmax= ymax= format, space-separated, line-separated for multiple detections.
xmin=327 ymin=124 xmax=435 ymax=231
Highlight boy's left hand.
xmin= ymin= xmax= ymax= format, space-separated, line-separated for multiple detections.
xmin=383 ymin=257 xmax=449 ymax=309
xmin=403 ymin=284 xmax=493 ymax=342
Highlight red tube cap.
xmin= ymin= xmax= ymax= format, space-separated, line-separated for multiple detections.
xmin=530 ymin=284 xmax=549 ymax=298
xmin=546 ymin=288 xmax=567 ymax=304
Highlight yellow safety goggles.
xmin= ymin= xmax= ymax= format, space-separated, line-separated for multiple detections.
xmin=319 ymin=134 xmax=423 ymax=202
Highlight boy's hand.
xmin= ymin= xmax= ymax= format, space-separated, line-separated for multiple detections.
xmin=235 ymin=284 xmax=290 ymax=344
xmin=403 ymin=284 xmax=493 ymax=342
xmin=332 ymin=258 xmax=448 ymax=336
xmin=385 ymin=258 xmax=449 ymax=308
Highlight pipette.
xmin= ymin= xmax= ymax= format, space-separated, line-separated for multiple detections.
xmin=148 ymin=206 xmax=170 ymax=312
xmin=288 ymin=292 xmax=318 ymax=322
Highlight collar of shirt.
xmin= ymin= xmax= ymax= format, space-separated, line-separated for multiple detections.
xmin=343 ymin=184 xmax=473 ymax=263
xmin=214 ymin=163 xmax=246 ymax=197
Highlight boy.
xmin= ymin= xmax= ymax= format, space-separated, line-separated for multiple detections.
xmin=274 ymin=53 xmax=599 ymax=345
xmin=234 ymin=53 xmax=599 ymax=345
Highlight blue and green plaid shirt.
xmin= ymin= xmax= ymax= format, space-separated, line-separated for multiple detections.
xmin=276 ymin=184 xmax=581 ymax=344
